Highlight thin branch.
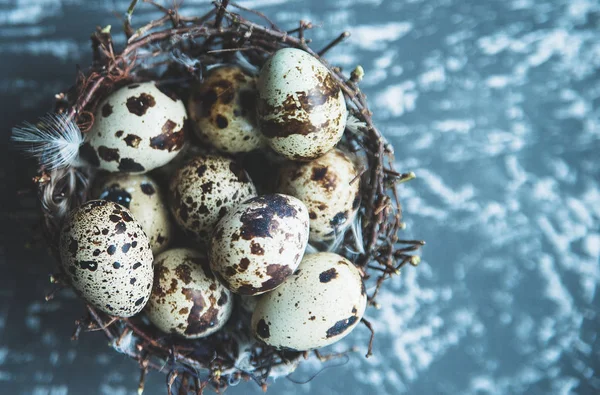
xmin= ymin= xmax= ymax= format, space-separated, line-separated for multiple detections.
xmin=318 ymin=31 xmax=350 ymax=56
xmin=214 ymin=0 xmax=230 ymax=30
xmin=361 ymin=318 xmax=375 ymax=358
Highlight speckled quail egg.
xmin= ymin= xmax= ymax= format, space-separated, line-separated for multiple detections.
xmin=257 ymin=48 xmax=347 ymax=161
xmin=188 ymin=65 xmax=263 ymax=153
xmin=59 ymin=200 xmax=154 ymax=317
xmin=145 ymin=248 xmax=233 ymax=338
xmin=93 ymin=174 xmax=173 ymax=254
xmin=278 ymin=149 xmax=360 ymax=243
xmin=251 ymin=252 xmax=366 ymax=351
xmin=79 ymin=82 xmax=188 ymax=173
xmin=169 ymin=155 xmax=257 ymax=242
xmin=210 ymin=194 xmax=309 ymax=295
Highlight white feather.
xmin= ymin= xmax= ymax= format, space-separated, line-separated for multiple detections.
xmin=111 ymin=329 xmax=138 ymax=356
xmin=11 ymin=113 xmax=83 ymax=170
xmin=345 ymin=113 xmax=368 ymax=135
xmin=234 ymin=52 xmax=259 ymax=74
xmin=170 ymin=48 xmax=202 ymax=71
xmin=326 ymin=227 xmax=346 ymax=253
xmin=305 ymin=243 xmax=320 ymax=254
xmin=349 ymin=214 xmax=365 ymax=255
xmin=323 ymin=214 xmax=365 ymax=255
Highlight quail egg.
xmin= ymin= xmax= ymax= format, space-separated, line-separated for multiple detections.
xmin=169 ymin=155 xmax=257 ymax=242
xmin=210 ymin=194 xmax=309 ymax=295
xmin=59 ymin=200 xmax=154 ymax=317
xmin=257 ymin=48 xmax=347 ymax=160
xmin=188 ymin=65 xmax=263 ymax=153
xmin=145 ymin=248 xmax=233 ymax=338
xmin=93 ymin=174 xmax=173 ymax=254
xmin=80 ymin=82 xmax=188 ymax=173
xmin=251 ymin=252 xmax=366 ymax=350
xmin=278 ymin=149 xmax=360 ymax=242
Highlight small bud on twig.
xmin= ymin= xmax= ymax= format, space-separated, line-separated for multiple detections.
xmin=350 ymin=65 xmax=364 ymax=83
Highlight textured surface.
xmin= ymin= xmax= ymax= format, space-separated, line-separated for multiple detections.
xmin=189 ymin=65 xmax=264 ymax=153
xmin=251 ymin=252 xmax=367 ymax=350
xmin=169 ymin=155 xmax=257 ymax=242
xmin=145 ymin=248 xmax=233 ymax=338
xmin=94 ymin=174 xmax=173 ymax=254
xmin=83 ymin=82 xmax=188 ymax=173
xmin=59 ymin=200 xmax=154 ymax=317
xmin=277 ymin=149 xmax=360 ymax=242
xmin=210 ymin=194 xmax=309 ymax=295
xmin=1 ymin=0 xmax=599 ymax=394
xmin=257 ymin=48 xmax=347 ymax=160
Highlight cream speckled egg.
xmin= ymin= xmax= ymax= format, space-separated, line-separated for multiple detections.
xmin=59 ymin=200 xmax=154 ymax=317
xmin=257 ymin=48 xmax=347 ymax=161
xmin=251 ymin=252 xmax=366 ymax=350
xmin=278 ymin=149 xmax=360 ymax=242
xmin=210 ymin=194 xmax=309 ymax=295
xmin=93 ymin=174 xmax=173 ymax=254
xmin=188 ymin=65 xmax=263 ymax=153
xmin=145 ymin=248 xmax=233 ymax=338
xmin=169 ymin=155 xmax=257 ymax=242
xmin=80 ymin=82 xmax=188 ymax=173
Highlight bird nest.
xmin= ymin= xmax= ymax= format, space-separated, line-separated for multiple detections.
xmin=17 ymin=1 xmax=424 ymax=393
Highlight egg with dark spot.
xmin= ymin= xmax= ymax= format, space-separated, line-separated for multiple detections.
xmin=188 ymin=65 xmax=264 ymax=153
xmin=278 ymin=149 xmax=360 ymax=242
xmin=93 ymin=174 xmax=173 ymax=254
xmin=257 ymin=48 xmax=347 ymax=160
xmin=251 ymin=252 xmax=366 ymax=350
xmin=210 ymin=194 xmax=309 ymax=295
xmin=81 ymin=82 xmax=188 ymax=173
xmin=169 ymin=155 xmax=257 ymax=243
xmin=144 ymin=248 xmax=233 ymax=338
xmin=59 ymin=200 xmax=154 ymax=317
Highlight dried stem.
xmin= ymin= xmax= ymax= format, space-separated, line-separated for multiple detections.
xmin=361 ymin=318 xmax=375 ymax=358
xmin=318 ymin=31 xmax=350 ymax=56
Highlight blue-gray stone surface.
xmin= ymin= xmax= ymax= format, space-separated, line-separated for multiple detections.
xmin=1 ymin=0 xmax=599 ymax=394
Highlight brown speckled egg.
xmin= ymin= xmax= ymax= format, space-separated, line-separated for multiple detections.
xmin=59 ymin=200 xmax=154 ymax=317
xmin=251 ymin=252 xmax=366 ymax=351
xmin=210 ymin=194 xmax=309 ymax=295
xmin=80 ymin=82 xmax=188 ymax=173
xmin=93 ymin=174 xmax=173 ymax=254
xmin=188 ymin=65 xmax=263 ymax=153
xmin=257 ymin=48 xmax=347 ymax=161
xmin=169 ymin=155 xmax=257 ymax=242
xmin=145 ymin=248 xmax=233 ymax=338
xmin=278 ymin=149 xmax=360 ymax=243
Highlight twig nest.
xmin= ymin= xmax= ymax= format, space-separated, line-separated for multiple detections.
xmin=80 ymin=82 xmax=188 ymax=173
xmin=277 ymin=149 xmax=360 ymax=243
xmin=169 ymin=155 xmax=257 ymax=242
xmin=209 ymin=194 xmax=309 ymax=295
xmin=257 ymin=48 xmax=347 ymax=160
xmin=251 ymin=252 xmax=366 ymax=350
xmin=10 ymin=2 xmax=425 ymax=390
xmin=188 ymin=65 xmax=263 ymax=153
xmin=145 ymin=248 xmax=233 ymax=338
xmin=59 ymin=200 xmax=154 ymax=317
xmin=93 ymin=174 xmax=173 ymax=254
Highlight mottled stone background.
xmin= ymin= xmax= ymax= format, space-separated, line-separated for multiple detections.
xmin=1 ymin=0 xmax=599 ymax=394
